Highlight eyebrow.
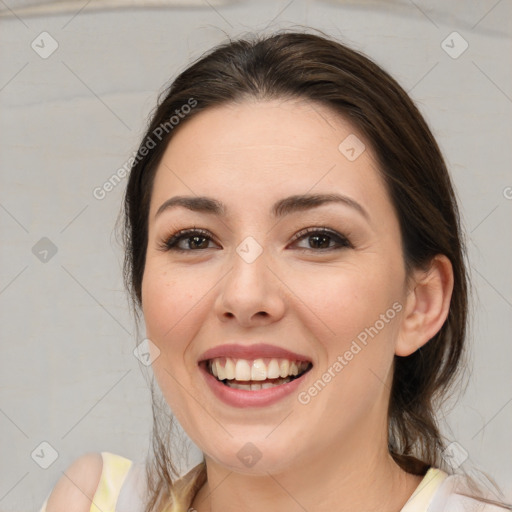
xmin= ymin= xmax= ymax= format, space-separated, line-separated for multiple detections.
xmin=155 ymin=193 xmax=370 ymax=222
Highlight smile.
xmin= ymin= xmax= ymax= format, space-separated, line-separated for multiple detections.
xmin=198 ymin=356 xmax=313 ymax=407
xmin=206 ymin=357 xmax=312 ymax=390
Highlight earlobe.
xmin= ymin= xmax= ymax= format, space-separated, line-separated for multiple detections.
xmin=395 ymin=255 xmax=454 ymax=357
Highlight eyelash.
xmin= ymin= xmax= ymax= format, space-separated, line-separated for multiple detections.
xmin=157 ymin=226 xmax=353 ymax=253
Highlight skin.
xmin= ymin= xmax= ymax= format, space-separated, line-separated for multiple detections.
xmin=141 ymin=98 xmax=454 ymax=512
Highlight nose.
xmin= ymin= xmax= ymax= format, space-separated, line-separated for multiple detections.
xmin=214 ymin=244 xmax=286 ymax=327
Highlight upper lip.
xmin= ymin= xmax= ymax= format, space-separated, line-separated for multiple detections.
xmin=198 ymin=343 xmax=312 ymax=363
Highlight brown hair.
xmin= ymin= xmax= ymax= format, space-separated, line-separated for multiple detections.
xmin=118 ymin=28 xmax=510 ymax=511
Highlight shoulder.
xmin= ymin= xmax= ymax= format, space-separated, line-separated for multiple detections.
xmin=42 ymin=451 xmax=134 ymax=512
xmin=44 ymin=452 xmax=103 ymax=512
xmin=429 ymin=472 xmax=512 ymax=512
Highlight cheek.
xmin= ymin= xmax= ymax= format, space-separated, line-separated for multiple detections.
xmin=141 ymin=261 xmax=215 ymax=387
xmin=301 ymin=261 xmax=403 ymax=403
xmin=141 ymin=265 xmax=199 ymax=416
xmin=296 ymin=261 xmax=401 ymax=343
xmin=141 ymin=264 xmax=195 ymax=341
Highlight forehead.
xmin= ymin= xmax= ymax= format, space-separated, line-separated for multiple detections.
xmin=149 ymin=98 xmax=389 ymax=220
xmin=164 ymin=98 xmax=358 ymax=161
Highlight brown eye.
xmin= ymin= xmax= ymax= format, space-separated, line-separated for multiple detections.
xmin=159 ymin=229 xmax=218 ymax=252
xmin=292 ymin=227 xmax=352 ymax=251
xmin=158 ymin=226 xmax=352 ymax=253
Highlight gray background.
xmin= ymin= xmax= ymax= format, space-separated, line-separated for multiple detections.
xmin=1 ymin=1 xmax=511 ymax=510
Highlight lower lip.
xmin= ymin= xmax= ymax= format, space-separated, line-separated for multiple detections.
xmin=199 ymin=362 xmax=310 ymax=408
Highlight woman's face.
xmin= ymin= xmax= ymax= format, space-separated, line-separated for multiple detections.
xmin=141 ymin=98 xmax=409 ymax=474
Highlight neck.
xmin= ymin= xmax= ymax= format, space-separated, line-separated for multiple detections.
xmin=191 ymin=420 xmax=423 ymax=512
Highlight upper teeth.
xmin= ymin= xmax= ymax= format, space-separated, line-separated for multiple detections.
xmin=208 ymin=358 xmax=310 ymax=381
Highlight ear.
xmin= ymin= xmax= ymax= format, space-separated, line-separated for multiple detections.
xmin=395 ymin=254 xmax=454 ymax=357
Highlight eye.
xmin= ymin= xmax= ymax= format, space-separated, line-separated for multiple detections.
xmin=290 ymin=227 xmax=352 ymax=252
xmin=158 ymin=228 xmax=219 ymax=253
xmin=158 ymin=226 xmax=353 ymax=253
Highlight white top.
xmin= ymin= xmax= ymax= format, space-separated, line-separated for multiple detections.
xmin=116 ymin=459 xmax=507 ymax=512
xmin=39 ymin=452 xmax=509 ymax=512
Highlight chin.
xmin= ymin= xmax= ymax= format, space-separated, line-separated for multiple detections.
xmin=203 ymin=437 xmax=301 ymax=476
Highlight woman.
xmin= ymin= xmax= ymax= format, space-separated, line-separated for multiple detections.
xmin=40 ymin=29 xmax=511 ymax=512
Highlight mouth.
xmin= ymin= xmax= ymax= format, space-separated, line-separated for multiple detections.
xmin=200 ymin=357 xmax=313 ymax=391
